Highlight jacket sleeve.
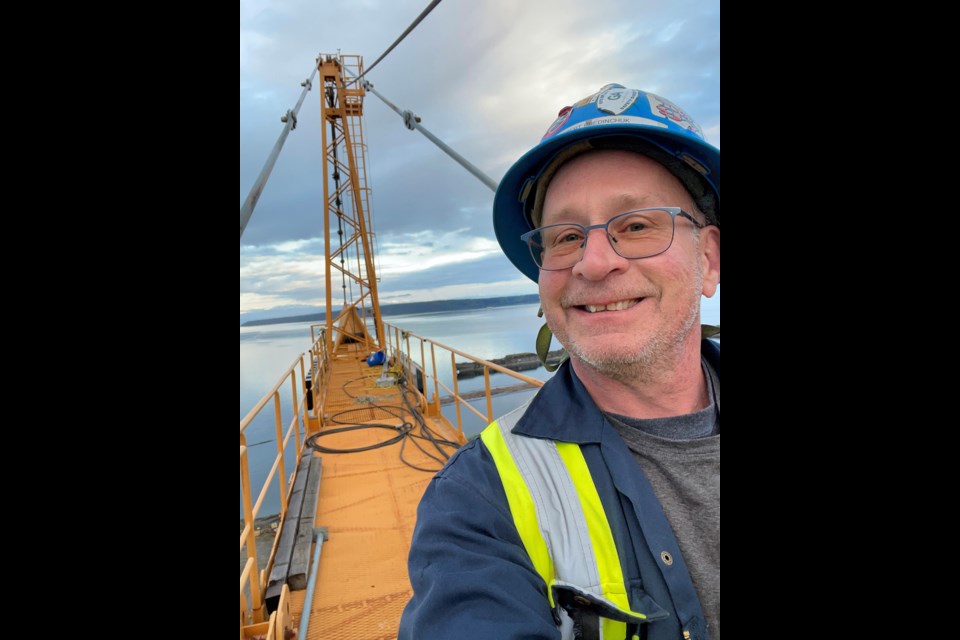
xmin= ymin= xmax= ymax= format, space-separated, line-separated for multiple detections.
xmin=398 ymin=439 xmax=560 ymax=640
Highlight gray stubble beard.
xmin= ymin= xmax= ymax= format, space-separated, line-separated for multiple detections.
xmin=550 ymin=264 xmax=704 ymax=387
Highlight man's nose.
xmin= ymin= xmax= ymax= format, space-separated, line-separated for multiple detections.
xmin=571 ymin=228 xmax=629 ymax=280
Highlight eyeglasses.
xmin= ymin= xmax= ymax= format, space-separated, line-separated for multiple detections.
xmin=521 ymin=207 xmax=704 ymax=271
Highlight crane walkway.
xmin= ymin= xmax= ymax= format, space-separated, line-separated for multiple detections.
xmin=292 ymin=342 xmax=463 ymax=640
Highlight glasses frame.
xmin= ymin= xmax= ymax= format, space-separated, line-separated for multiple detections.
xmin=520 ymin=207 xmax=705 ymax=271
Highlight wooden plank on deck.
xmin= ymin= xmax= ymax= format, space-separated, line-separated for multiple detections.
xmin=288 ymin=455 xmax=323 ymax=589
xmin=265 ymin=450 xmax=314 ymax=611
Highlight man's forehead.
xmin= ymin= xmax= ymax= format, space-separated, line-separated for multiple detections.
xmin=544 ymin=193 xmax=664 ymax=222
xmin=542 ymin=154 xmax=696 ymax=222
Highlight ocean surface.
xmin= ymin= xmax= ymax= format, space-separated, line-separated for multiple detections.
xmin=240 ymin=296 xmax=720 ymax=517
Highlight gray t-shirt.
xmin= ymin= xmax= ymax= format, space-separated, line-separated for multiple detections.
xmin=605 ymin=358 xmax=720 ymax=639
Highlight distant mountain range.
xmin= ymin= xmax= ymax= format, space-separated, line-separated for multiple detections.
xmin=241 ymin=294 xmax=541 ymax=327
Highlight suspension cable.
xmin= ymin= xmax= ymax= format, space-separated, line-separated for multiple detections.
xmin=362 ymin=81 xmax=498 ymax=192
xmin=348 ymin=0 xmax=444 ymax=87
xmin=240 ymin=61 xmax=320 ymax=240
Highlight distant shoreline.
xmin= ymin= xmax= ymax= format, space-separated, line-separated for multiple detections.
xmin=241 ymin=294 xmax=541 ymax=328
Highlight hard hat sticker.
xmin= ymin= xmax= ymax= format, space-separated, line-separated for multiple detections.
xmin=645 ymin=93 xmax=704 ymax=139
xmin=560 ymin=116 xmax=668 ymax=135
xmin=543 ymin=106 xmax=573 ymax=139
xmin=597 ymin=87 xmax=640 ymax=115
xmin=573 ymin=90 xmax=603 ymax=109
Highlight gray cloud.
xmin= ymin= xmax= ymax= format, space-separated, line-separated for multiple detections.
xmin=240 ymin=0 xmax=720 ymax=316
xmin=380 ymin=252 xmax=529 ymax=294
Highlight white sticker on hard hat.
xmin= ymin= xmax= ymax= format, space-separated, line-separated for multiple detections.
xmin=597 ymin=87 xmax=640 ymax=115
xmin=645 ymin=93 xmax=705 ymax=139
xmin=559 ymin=116 xmax=668 ymax=134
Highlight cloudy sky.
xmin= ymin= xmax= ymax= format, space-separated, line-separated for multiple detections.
xmin=240 ymin=0 xmax=720 ymax=323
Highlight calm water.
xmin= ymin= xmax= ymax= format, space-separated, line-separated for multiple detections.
xmin=239 ymin=303 xmax=552 ymax=518
xmin=239 ymin=297 xmax=720 ymax=517
xmin=240 ymin=303 xmax=552 ymax=418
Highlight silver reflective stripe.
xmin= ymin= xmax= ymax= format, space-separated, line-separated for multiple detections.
xmin=496 ymin=405 xmax=605 ymax=598
xmin=487 ymin=406 xmax=653 ymax=640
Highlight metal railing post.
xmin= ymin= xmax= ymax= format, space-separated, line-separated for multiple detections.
xmin=431 ymin=343 xmax=440 ymax=415
xmin=274 ymin=392 xmax=288 ymax=515
xmin=484 ymin=367 xmax=493 ymax=423
xmin=451 ymin=353 xmax=463 ymax=438
xmin=420 ymin=338 xmax=427 ymax=399
xmin=239 ymin=435 xmax=264 ymax=622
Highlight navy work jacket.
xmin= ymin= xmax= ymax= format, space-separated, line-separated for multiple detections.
xmin=399 ymin=340 xmax=720 ymax=640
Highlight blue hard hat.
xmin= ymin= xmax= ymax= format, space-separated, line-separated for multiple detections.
xmin=492 ymin=84 xmax=720 ymax=282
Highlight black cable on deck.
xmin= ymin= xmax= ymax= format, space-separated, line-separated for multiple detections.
xmin=305 ymin=373 xmax=460 ymax=472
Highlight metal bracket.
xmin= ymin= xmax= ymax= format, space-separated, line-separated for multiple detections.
xmin=280 ymin=110 xmax=298 ymax=130
xmin=402 ymin=110 xmax=422 ymax=131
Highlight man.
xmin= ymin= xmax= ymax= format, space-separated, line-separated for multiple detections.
xmin=399 ymin=84 xmax=720 ymax=640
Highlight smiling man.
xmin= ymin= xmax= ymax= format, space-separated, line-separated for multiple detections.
xmin=400 ymin=85 xmax=720 ymax=640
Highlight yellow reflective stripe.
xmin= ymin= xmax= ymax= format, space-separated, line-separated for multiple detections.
xmin=603 ymin=618 xmax=627 ymax=639
xmin=555 ymin=442 xmax=647 ymax=621
xmin=480 ymin=423 xmax=556 ymax=608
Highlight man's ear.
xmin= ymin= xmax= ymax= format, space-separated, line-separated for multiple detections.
xmin=700 ymin=226 xmax=720 ymax=297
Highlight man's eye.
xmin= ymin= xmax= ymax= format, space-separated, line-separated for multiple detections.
xmin=557 ymin=232 xmax=583 ymax=245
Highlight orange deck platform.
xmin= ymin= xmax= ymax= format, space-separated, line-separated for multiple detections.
xmin=291 ymin=344 xmax=464 ymax=639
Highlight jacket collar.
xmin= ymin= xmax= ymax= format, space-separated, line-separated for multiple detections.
xmin=512 ymin=339 xmax=721 ymax=443
xmin=513 ymin=358 xmax=605 ymax=444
